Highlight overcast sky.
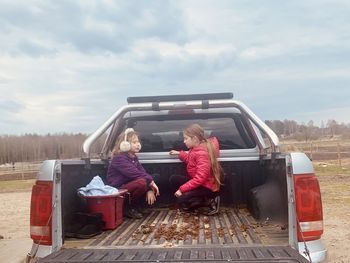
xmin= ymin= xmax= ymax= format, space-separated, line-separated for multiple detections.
xmin=1 ymin=0 xmax=350 ymax=135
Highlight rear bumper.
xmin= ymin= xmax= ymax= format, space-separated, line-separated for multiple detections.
xmin=298 ymin=239 xmax=327 ymax=262
xmin=26 ymin=243 xmax=53 ymax=263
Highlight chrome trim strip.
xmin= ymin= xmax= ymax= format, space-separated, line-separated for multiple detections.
xmin=140 ymin=156 xmax=261 ymax=164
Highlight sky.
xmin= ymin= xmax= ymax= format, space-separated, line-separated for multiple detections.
xmin=1 ymin=0 xmax=350 ymax=135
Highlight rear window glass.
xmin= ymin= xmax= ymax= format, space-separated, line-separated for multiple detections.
xmin=127 ymin=115 xmax=256 ymax=152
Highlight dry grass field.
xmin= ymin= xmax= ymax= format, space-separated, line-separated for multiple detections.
xmin=281 ymin=139 xmax=350 ymax=262
xmin=314 ymin=162 xmax=350 ymax=263
xmin=0 ymin=139 xmax=349 ymax=262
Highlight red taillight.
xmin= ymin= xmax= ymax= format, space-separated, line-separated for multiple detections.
xmin=30 ymin=180 xmax=53 ymax=245
xmin=294 ymin=174 xmax=323 ymax=241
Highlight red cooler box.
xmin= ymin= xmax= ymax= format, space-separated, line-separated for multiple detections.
xmin=82 ymin=189 xmax=128 ymax=230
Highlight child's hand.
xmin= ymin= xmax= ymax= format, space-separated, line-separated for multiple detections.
xmin=146 ymin=190 xmax=156 ymax=205
xmin=169 ymin=150 xmax=180 ymax=155
xmin=150 ymin=181 xmax=160 ymax=196
xmin=174 ymin=190 xmax=182 ymax=197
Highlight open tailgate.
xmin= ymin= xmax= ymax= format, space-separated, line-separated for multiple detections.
xmin=39 ymin=246 xmax=309 ymax=262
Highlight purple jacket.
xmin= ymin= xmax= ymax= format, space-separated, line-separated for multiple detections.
xmin=107 ymin=153 xmax=153 ymax=188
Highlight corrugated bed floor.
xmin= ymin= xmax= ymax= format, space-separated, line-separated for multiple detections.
xmin=64 ymin=207 xmax=288 ymax=249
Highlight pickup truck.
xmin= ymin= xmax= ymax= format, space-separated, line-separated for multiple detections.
xmin=27 ymin=93 xmax=327 ymax=262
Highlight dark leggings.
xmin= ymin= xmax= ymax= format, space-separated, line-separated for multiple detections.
xmin=169 ymin=174 xmax=216 ymax=206
xmin=120 ymin=178 xmax=147 ymax=205
xmin=120 ymin=174 xmax=160 ymax=206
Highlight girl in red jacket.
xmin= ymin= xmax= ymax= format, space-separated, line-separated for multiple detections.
xmin=169 ymin=123 xmax=223 ymax=214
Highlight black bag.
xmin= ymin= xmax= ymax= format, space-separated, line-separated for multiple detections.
xmin=65 ymin=212 xmax=105 ymax=239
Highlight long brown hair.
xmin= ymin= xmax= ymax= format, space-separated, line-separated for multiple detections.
xmin=112 ymin=130 xmax=139 ymax=156
xmin=183 ymin=123 xmax=223 ymax=191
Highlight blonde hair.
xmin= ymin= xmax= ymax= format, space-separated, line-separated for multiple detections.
xmin=183 ymin=123 xmax=223 ymax=191
xmin=112 ymin=130 xmax=139 ymax=156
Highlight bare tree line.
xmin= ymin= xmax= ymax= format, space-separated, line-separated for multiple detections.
xmin=265 ymin=119 xmax=350 ymax=141
xmin=0 ymin=119 xmax=349 ymax=165
xmin=0 ymin=133 xmax=88 ymax=165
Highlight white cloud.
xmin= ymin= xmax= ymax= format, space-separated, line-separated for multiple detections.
xmin=239 ymin=44 xmax=285 ymax=60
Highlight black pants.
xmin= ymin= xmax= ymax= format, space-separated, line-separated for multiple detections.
xmin=169 ymin=174 xmax=216 ymax=206
xmin=124 ymin=173 xmax=160 ymax=207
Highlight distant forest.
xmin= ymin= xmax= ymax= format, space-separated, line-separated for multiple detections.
xmin=0 ymin=119 xmax=349 ymax=165
xmin=265 ymin=119 xmax=350 ymax=141
xmin=0 ymin=133 xmax=104 ymax=165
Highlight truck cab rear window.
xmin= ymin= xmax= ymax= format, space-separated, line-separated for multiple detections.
xmin=128 ymin=117 xmax=256 ymax=152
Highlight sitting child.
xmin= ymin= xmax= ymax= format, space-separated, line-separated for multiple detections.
xmin=169 ymin=124 xmax=222 ymax=215
xmin=107 ymin=128 xmax=160 ymax=219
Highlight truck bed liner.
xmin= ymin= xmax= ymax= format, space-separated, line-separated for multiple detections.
xmin=38 ymin=208 xmax=309 ymax=262
xmin=65 ymin=207 xmax=288 ymax=248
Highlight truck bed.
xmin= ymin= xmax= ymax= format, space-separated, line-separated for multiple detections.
xmin=91 ymin=207 xmax=287 ymax=247
xmin=38 ymin=207 xmax=308 ymax=262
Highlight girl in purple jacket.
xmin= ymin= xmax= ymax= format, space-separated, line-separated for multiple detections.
xmin=107 ymin=128 xmax=160 ymax=219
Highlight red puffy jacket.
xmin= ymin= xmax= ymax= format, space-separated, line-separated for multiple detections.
xmin=178 ymin=137 xmax=220 ymax=193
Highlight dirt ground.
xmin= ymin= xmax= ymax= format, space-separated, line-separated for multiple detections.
xmin=0 ymin=190 xmax=32 ymax=263
xmin=0 ymin=173 xmax=349 ymax=263
xmin=317 ymin=173 xmax=350 ymax=263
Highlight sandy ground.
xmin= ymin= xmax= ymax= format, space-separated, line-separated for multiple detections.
xmin=0 ymin=175 xmax=349 ymax=263
xmin=0 ymin=191 xmax=32 ymax=263
xmin=318 ymin=174 xmax=350 ymax=263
